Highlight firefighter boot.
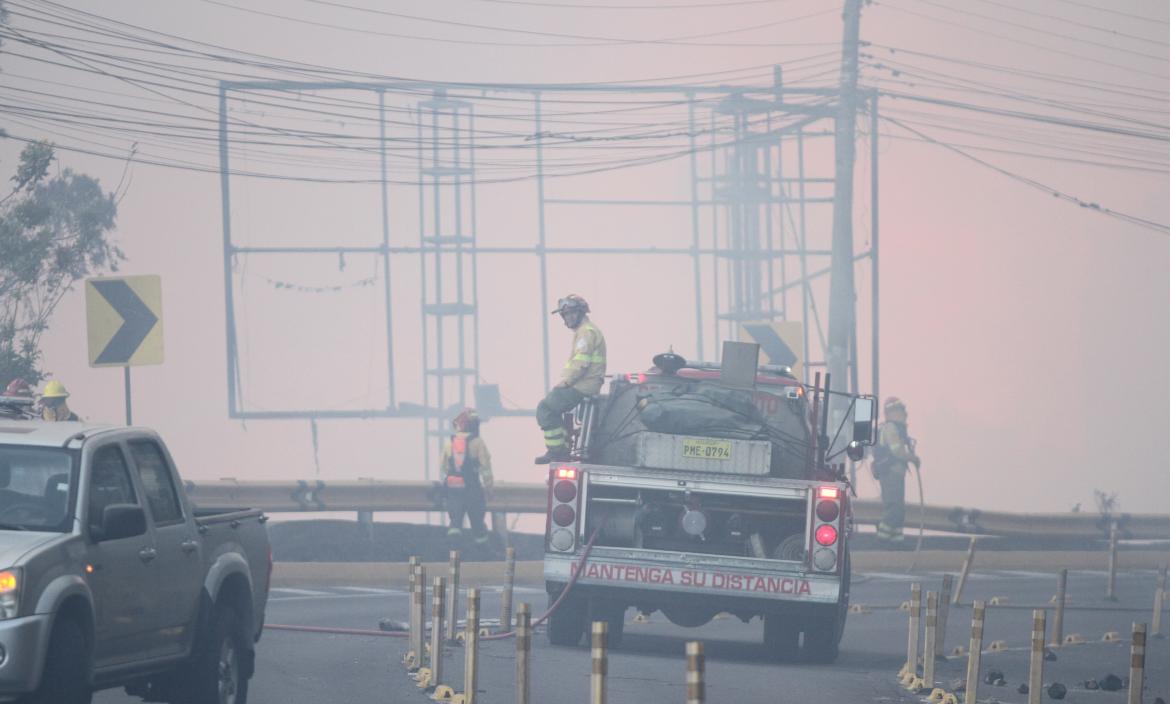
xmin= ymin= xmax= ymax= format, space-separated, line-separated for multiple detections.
xmin=534 ymin=446 xmax=571 ymax=465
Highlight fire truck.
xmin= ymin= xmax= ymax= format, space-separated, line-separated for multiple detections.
xmin=543 ymin=345 xmax=876 ymax=663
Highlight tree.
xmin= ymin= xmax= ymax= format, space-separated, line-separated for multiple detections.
xmin=0 ymin=141 xmax=121 ymax=384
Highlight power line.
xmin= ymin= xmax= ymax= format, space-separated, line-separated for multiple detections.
xmin=906 ymin=0 xmax=1170 ymax=62
xmin=1046 ymin=0 xmax=1170 ymax=28
xmin=873 ymin=1 xmax=1170 ymax=82
xmin=881 ymin=115 xmax=1170 ymax=236
xmin=203 ymin=0 xmax=839 ymax=48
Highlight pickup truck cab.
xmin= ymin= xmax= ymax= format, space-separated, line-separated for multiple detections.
xmin=0 ymin=421 xmax=270 ymax=704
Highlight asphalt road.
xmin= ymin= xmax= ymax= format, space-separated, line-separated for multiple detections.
xmin=96 ymin=568 xmax=1169 ymax=704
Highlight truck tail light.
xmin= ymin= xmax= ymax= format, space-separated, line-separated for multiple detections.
xmin=547 ymin=466 xmax=582 ymax=553
xmin=810 ymin=484 xmax=843 ymax=573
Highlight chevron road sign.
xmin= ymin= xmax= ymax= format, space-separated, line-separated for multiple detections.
xmin=739 ymin=321 xmax=803 ymax=380
xmin=86 ymin=276 xmax=164 ymax=367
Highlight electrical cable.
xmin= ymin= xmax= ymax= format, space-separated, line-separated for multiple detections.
xmin=881 ymin=115 xmax=1170 ymax=236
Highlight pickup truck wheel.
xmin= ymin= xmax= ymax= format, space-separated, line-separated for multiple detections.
xmin=21 ymin=618 xmax=91 ymax=704
xmin=181 ymin=605 xmax=251 ymax=704
xmin=762 ymin=615 xmax=799 ymax=662
xmin=547 ymin=593 xmax=588 ymax=647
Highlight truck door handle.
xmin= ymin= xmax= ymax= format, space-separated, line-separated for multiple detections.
xmin=180 ymin=540 xmax=199 ymax=554
xmin=138 ymin=547 xmax=158 ymax=563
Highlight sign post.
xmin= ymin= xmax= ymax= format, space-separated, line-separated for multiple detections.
xmin=85 ymin=275 xmax=164 ymax=425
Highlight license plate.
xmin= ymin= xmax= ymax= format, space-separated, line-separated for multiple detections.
xmin=681 ymin=439 xmax=732 ymax=461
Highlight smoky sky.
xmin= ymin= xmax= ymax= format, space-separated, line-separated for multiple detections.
xmin=3 ymin=0 xmax=1168 ymax=518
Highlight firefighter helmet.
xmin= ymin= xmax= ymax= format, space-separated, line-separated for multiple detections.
xmin=4 ymin=379 xmax=33 ymax=397
xmin=883 ymin=396 xmax=906 ymax=413
xmin=550 ymin=294 xmax=590 ymax=316
xmin=452 ymin=408 xmax=480 ymax=433
xmin=41 ymin=380 xmax=70 ymax=399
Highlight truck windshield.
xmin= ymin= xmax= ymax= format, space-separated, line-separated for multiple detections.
xmin=0 ymin=446 xmax=75 ymax=532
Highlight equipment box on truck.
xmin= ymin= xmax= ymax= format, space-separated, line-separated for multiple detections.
xmin=543 ymin=347 xmax=875 ymax=663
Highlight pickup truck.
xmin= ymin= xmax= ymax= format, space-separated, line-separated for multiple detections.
xmin=0 ymin=419 xmax=270 ymax=704
xmin=543 ymin=348 xmax=875 ymax=663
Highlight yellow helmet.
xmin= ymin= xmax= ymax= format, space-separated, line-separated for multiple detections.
xmin=41 ymin=380 xmax=69 ymax=399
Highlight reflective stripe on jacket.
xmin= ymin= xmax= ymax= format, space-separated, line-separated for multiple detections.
xmin=560 ymin=318 xmax=606 ymax=395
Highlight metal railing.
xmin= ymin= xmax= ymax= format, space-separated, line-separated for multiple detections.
xmin=185 ymin=479 xmax=1170 ymax=540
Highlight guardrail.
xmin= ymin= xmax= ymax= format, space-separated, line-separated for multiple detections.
xmin=184 ymin=479 xmax=1170 ymax=540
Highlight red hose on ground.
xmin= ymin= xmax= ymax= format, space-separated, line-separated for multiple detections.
xmin=265 ymin=623 xmax=408 ymax=638
xmin=264 ymin=523 xmax=604 ymax=641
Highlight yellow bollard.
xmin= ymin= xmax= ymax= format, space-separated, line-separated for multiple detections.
xmin=1106 ymin=525 xmax=1119 ymax=602
xmin=411 ymin=564 xmax=427 ymax=672
xmin=964 ymin=601 xmax=985 ymax=704
xmin=1128 ymin=622 xmax=1146 ymax=704
xmin=1028 ymin=609 xmax=1046 ymax=704
xmin=430 ymin=576 xmax=446 ymax=689
xmin=591 ymin=621 xmax=608 ymax=704
xmin=1050 ymin=569 xmax=1067 ymax=648
xmin=500 ymin=546 xmax=516 ymax=633
xmin=1152 ymin=567 xmax=1165 ymax=638
xmin=952 ymin=538 xmax=977 ymax=606
xmin=906 ymin=583 xmax=922 ymax=677
xmin=935 ymin=575 xmax=954 ymax=659
xmin=463 ymin=588 xmax=480 ymax=704
xmin=686 ymin=641 xmax=704 ymax=704
xmin=446 ymin=551 xmax=461 ymax=643
xmin=923 ymin=591 xmax=938 ymax=689
xmin=515 ymin=603 xmax=531 ymax=704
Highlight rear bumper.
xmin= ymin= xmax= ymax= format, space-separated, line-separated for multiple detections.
xmin=544 ymin=548 xmax=842 ymax=605
xmin=0 ymin=614 xmax=51 ymax=697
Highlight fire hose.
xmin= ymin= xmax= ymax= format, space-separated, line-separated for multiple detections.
xmin=264 ymin=522 xmax=605 ymax=640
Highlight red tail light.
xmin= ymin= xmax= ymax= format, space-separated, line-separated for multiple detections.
xmin=815 ymin=500 xmax=840 ymax=523
xmin=817 ymin=486 xmax=840 ymax=500
xmin=552 ymin=504 xmax=576 ymax=527
xmin=815 ymin=525 xmax=838 ymax=546
xmin=553 ymin=480 xmax=578 ymax=503
xmin=556 ymin=466 xmax=578 ymax=480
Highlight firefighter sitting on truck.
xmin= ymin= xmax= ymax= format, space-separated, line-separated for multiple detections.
xmin=534 ymin=294 xmax=607 ymax=464
xmin=872 ymin=396 xmax=920 ymax=544
xmin=441 ymin=408 xmax=493 ymax=544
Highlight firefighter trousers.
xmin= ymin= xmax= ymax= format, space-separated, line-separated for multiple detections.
xmin=877 ymin=467 xmax=907 ymax=540
xmin=447 ymin=483 xmax=487 ymax=536
xmin=536 ymin=385 xmax=585 ymax=449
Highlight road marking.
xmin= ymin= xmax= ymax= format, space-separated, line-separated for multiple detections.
xmin=270 ymin=587 xmax=333 ymax=596
xmin=337 ymin=586 xmax=403 ymax=595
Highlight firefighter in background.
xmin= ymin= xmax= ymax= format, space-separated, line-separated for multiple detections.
xmin=534 ymin=294 xmax=607 ymax=464
xmin=872 ymin=397 xmax=920 ymax=544
xmin=441 ymin=408 xmax=493 ymax=544
xmin=39 ymin=380 xmax=79 ymax=422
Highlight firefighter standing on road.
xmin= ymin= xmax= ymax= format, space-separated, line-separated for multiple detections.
xmin=534 ymin=294 xmax=606 ymax=464
xmin=39 ymin=380 xmax=79 ymax=422
xmin=441 ymin=408 xmax=493 ymax=544
xmin=872 ymin=397 xmax=920 ymax=544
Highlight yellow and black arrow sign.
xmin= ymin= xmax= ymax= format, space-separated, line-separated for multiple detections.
xmin=86 ymin=275 xmax=164 ymax=367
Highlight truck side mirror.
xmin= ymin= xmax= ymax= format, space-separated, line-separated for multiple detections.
xmin=852 ymin=397 xmax=877 ymax=446
xmin=95 ymin=504 xmax=146 ymax=542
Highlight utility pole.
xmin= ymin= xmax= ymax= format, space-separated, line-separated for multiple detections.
xmin=827 ymin=0 xmax=863 ymax=430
